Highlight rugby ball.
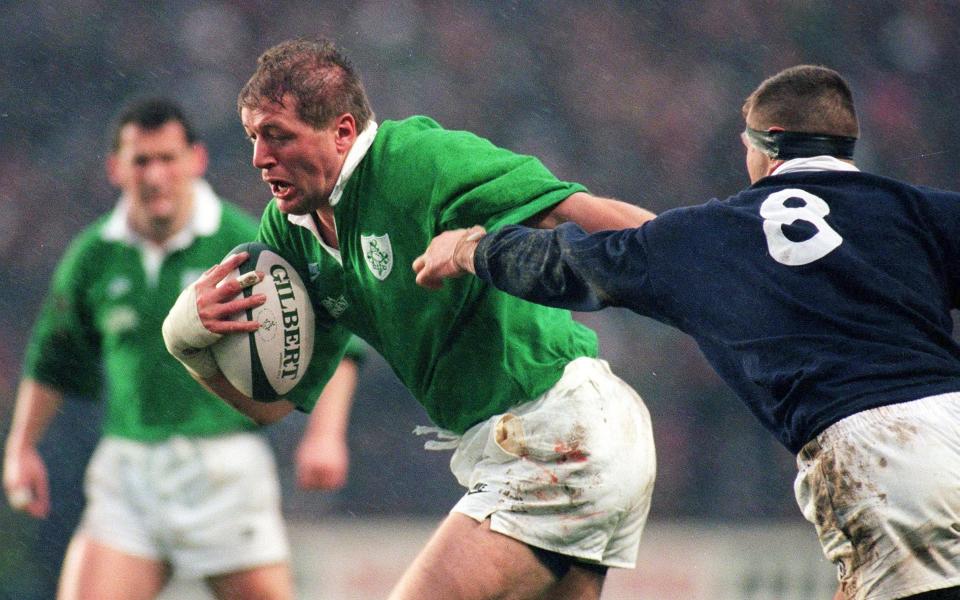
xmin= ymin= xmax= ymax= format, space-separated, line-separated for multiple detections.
xmin=210 ymin=242 xmax=315 ymax=401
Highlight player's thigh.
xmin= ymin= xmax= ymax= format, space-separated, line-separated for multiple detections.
xmin=58 ymin=533 xmax=168 ymax=600
xmin=206 ymin=563 xmax=293 ymax=600
xmin=542 ymin=562 xmax=605 ymax=600
xmin=388 ymin=513 xmax=603 ymax=600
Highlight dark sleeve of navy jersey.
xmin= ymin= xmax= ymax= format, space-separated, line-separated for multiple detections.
xmin=474 ymin=222 xmax=657 ymax=313
xmin=477 ymin=171 xmax=960 ymax=454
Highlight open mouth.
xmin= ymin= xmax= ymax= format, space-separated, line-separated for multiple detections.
xmin=268 ymin=179 xmax=294 ymax=199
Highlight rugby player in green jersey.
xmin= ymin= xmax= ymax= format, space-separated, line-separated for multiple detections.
xmin=164 ymin=38 xmax=658 ymax=600
xmin=3 ymin=98 xmax=361 ymax=600
xmin=164 ymin=40 xmax=655 ymax=600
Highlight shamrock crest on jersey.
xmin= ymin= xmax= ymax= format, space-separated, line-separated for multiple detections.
xmin=321 ymin=295 xmax=349 ymax=318
xmin=361 ymin=233 xmax=393 ymax=280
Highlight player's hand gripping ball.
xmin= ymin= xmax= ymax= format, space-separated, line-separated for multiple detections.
xmin=211 ymin=242 xmax=315 ymax=401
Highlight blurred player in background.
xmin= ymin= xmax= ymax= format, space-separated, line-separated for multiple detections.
xmin=2 ymin=98 xmax=361 ymax=600
xmin=162 ymin=38 xmax=657 ymax=600
xmin=414 ymin=65 xmax=960 ymax=600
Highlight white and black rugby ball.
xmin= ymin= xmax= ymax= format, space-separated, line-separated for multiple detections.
xmin=211 ymin=242 xmax=315 ymax=401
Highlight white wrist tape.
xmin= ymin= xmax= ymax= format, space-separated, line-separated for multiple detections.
xmin=162 ymin=283 xmax=223 ymax=378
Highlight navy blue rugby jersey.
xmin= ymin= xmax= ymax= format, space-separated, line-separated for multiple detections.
xmin=475 ymin=162 xmax=960 ymax=453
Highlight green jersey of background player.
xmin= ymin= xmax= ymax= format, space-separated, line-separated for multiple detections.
xmin=163 ymin=39 xmax=658 ymax=600
xmin=25 ymin=187 xmax=258 ymax=440
xmin=3 ymin=98 xmax=361 ymax=600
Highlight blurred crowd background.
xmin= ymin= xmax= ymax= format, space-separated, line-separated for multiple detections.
xmin=2 ymin=0 xmax=960 ymax=597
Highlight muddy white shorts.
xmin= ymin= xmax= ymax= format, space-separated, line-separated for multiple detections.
xmin=794 ymin=391 xmax=960 ymax=600
xmin=439 ymin=357 xmax=656 ymax=568
xmin=78 ymin=432 xmax=289 ymax=578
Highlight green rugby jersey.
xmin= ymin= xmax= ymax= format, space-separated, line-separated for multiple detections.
xmin=258 ymin=116 xmax=598 ymax=434
xmin=24 ymin=182 xmax=261 ymax=440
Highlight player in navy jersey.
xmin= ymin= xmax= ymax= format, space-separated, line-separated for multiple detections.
xmin=414 ymin=65 xmax=960 ymax=600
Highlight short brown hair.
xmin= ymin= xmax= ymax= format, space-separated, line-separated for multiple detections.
xmin=743 ymin=65 xmax=858 ymax=138
xmin=238 ymin=38 xmax=374 ymax=132
xmin=111 ymin=97 xmax=197 ymax=152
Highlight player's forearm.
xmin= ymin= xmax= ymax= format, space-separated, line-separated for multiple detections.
xmin=5 ymin=379 xmax=64 ymax=453
xmin=474 ymin=223 xmax=610 ymax=312
xmin=304 ymin=359 xmax=359 ymax=439
xmin=528 ymin=192 xmax=656 ymax=232
xmin=295 ymin=359 xmax=357 ymax=492
xmin=191 ymin=370 xmax=295 ymax=424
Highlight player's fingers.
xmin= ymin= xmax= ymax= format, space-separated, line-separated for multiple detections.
xmin=212 ymin=270 xmax=263 ymax=300
xmin=197 ymin=271 xmax=263 ymax=317
xmin=200 ymin=294 xmax=266 ymax=326
xmin=412 ymin=253 xmax=445 ymax=288
xmin=218 ymin=293 xmax=266 ymax=315
xmin=197 ymin=252 xmax=250 ymax=287
xmin=236 ymin=271 xmax=260 ymax=289
xmin=206 ymin=319 xmax=262 ymax=335
xmin=295 ymin=463 xmax=314 ymax=489
xmin=297 ymin=462 xmax=347 ymax=491
xmin=7 ymin=486 xmax=32 ymax=511
xmin=29 ymin=500 xmax=50 ymax=518
xmin=32 ymin=477 xmax=50 ymax=518
xmin=414 ymin=268 xmax=442 ymax=290
xmin=8 ymin=483 xmax=49 ymax=518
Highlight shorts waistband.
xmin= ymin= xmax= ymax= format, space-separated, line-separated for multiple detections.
xmin=99 ymin=432 xmax=261 ymax=456
xmin=805 ymin=391 xmax=960 ymax=455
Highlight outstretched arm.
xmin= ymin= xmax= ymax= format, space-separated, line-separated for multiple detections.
xmin=414 ymin=188 xmax=654 ymax=289
xmin=526 ymin=191 xmax=655 ymax=232
xmin=415 ymin=222 xmax=647 ymax=312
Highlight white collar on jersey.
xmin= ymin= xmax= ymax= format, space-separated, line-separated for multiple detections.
xmin=101 ymin=179 xmax=223 ymax=252
xmin=286 ymin=119 xmax=380 ymax=233
xmin=772 ymin=155 xmax=860 ymax=176
xmin=329 ymin=120 xmax=378 ymax=207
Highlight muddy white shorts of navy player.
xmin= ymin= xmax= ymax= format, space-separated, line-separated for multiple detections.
xmin=78 ymin=432 xmax=289 ymax=578
xmin=418 ymin=357 xmax=656 ymax=568
xmin=795 ymin=392 xmax=960 ymax=600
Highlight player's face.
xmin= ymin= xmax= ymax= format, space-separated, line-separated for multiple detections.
xmin=107 ymin=121 xmax=206 ymax=240
xmin=241 ymin=96 xmax=356 ymax=216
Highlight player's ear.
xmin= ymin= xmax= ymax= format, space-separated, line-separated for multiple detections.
xmin=105 ymin=153 xmax=122 ymax=187
xmin=333 ymin=113 xmax=357 ymax=153
xmin=190 ymin=142 xmax=210 ymax=178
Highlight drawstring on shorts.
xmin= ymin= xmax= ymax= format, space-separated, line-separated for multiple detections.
xmin=413 ymin=425 xmax=462 ymax=450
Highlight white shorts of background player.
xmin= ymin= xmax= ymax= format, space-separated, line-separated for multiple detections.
xmin=78 ymin=432 xmax=289 ymax=578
